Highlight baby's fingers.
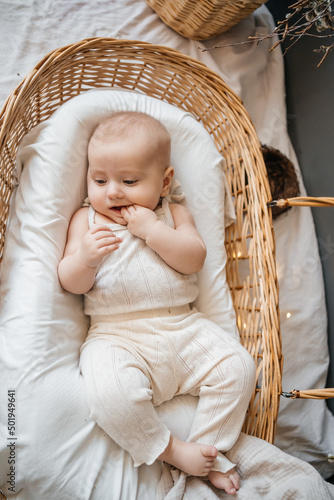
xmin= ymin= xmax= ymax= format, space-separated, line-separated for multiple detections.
xmin=100 ymin=243 xmax=120 ymax=256
xmin=121 ymin=205 xmax=135 ymax=220
xmin=97 ymin=235 xmax=122 ymax=250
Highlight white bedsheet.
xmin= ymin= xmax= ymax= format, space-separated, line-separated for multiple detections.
xmin=1 ymin=0 xmax=334 ymax=496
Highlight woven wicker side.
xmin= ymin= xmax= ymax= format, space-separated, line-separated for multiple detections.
xmin=0 ymin=37 xmax=282 ymax=443
xmin=146 ymin=0 xmax=267 ymax=40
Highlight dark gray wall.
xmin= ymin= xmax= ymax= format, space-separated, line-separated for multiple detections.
xmin=266 ymin=0 xmax=334 ymax=414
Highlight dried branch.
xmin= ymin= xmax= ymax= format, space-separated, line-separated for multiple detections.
xmin=314 ymin=42 xmax=334 ymax=65
xmin=201 ymin=0 xmax=334 ymax=66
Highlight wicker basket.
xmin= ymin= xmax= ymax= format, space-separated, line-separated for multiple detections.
xmin=146 ymin=0 xmax=268 ymax=40
xmin=0 ymin=38 xmax=282 ymax=444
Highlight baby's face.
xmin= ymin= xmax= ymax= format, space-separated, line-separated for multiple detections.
xmin=87 ymin=135 xmax=172 ymax=225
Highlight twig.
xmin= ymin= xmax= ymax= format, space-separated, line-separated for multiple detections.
xmin=314 ymin=42 xmax=334 ymax=65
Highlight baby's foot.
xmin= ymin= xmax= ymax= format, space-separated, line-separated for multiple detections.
xmin=208 ymin=468 xmax=240 ymax=495
xmin=158 ymin=435 xmax=217 ymax=476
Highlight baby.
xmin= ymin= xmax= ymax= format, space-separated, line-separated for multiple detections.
xmin=58 ymin=111 xmax=256 ymax=494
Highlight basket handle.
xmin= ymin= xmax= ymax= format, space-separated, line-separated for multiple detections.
xmin=268 ymin=197 xmax=334 ymax=208
xmin=270 ymin=198 xmax=334 ymax=401
xmin=271 ymin=196 xmax=334 ymax=400
xmin=281 ymin=388 xmax=334 ymax=399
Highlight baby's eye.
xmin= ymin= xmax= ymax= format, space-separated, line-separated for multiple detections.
xmin=123 ymin=180 xmax=138 ymax=185
xmin=94 ymin=179 xmax=106 ymax=185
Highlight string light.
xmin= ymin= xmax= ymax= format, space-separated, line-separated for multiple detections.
xmin=233 ymin=251 xmax=242 ymax=258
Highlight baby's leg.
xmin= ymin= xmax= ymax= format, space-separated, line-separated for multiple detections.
xmin=80 ymin=340 xmax=171 ymax=467
xmin=184 ymin=336 xmax=255 ymax=451
xmin=175 ymin=315 xmax=256 ymax=492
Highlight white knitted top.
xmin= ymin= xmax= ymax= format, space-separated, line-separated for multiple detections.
xmin=84 ymin=197 xmax=199 ymax=318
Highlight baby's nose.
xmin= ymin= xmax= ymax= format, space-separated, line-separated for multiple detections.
xmin=107 ymin=181 xmax=122 ymax=198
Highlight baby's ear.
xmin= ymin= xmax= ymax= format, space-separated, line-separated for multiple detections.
xmin=161 ymin=166 xmax=174 ymax=196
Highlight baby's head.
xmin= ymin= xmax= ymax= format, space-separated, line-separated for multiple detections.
xmin=90 ymin=111 xmax=171 ymax=166
xmin=87 ymin=111 xmax=174 ymax=224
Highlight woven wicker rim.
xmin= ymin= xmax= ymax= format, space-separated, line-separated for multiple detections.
xmin=146 ymin=0 xmax=268 ymax=40
xmin=0 ymin=37 xmax=282 ymax=444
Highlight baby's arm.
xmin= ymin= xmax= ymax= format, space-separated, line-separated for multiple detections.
xmin=121 ymin=203 xmax=206 ymax=274
xmin=58 ymin=207 xmax=122 ymax=294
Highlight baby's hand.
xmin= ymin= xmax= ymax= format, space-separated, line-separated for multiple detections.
xmin=80 ymin=225 xmax=122 ymax=268
xmin=121 ymin=205 xmax=159 ymax=240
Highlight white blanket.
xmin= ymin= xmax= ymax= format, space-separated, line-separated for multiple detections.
xmin=1 ymin=0 xmax=334 ymax=497
xmin=157 ymin=433 xmax=334 ymax=499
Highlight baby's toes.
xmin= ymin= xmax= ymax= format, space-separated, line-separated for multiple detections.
xmin=230 ymin=471 xmax=240 ymax=490
xmin=208 ymin=470 xmax=239 ymax=493
xmin=225 ymin=479 xmax=237 ymax=495
xmin=201 ymin=445 xmax=218 ymax=459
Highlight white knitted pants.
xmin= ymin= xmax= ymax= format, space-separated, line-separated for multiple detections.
xmin=80 ymin=306 xmax=256 ymax=473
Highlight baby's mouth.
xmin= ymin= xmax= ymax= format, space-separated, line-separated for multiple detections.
xmin=111 ymin=206 xmax=125 ymax=211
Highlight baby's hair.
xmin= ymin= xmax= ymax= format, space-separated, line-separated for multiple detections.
xmin=90 ymin=111 xmax=171 ymax=167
